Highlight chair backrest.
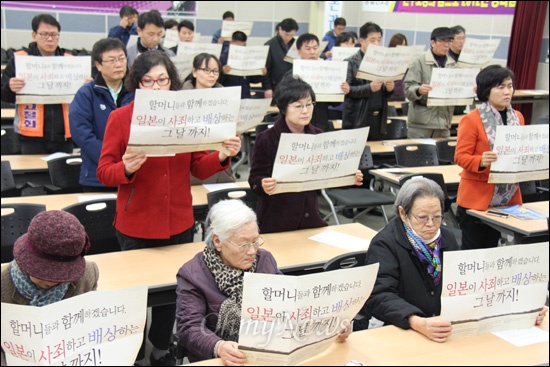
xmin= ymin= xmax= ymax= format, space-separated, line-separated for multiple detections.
xmin=62 ymin=199 xmax=120 ymax=255
xmin=1 ymin=127 xmax=22 ymax=155
xmin=207 ymin=188 xmax=259 ymax=212
xmin=520 ymin=180 xmax=549 ymax=203
xmin=190 ymin=167 xmax=236 ymax=185
xmin=323 ymin=251 xmax=368 ymax=271
xmin=1 ymin=203 xmax=46 ymax=263
xmin=394 ymin=144 xmax=439 ymax=167
xmin=358 ymin=145 xmax=375 ymax=171
xmin=1 ymin=161 xmax=17 ymax=197
xmin=400 ymin=101 xmax=409 ymax=116
xmin=398 ymin=173 xmax=451 ymax=213
xmin=385 ymin=118 xmax=408 ymax=139
xmin=263 ymin=112 xmax=280 ymax=123
xmin=435 ymin=139 xmax=457 ymax=165
xmin=47 ymin=156 xmax=82 ymax=192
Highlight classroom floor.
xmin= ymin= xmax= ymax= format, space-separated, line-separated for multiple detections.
xmin=140 ymin=156 xmax=462 ymax=365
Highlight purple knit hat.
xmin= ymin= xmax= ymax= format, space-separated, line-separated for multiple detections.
xmin=13 ymin=210 xmax=90 ymax=283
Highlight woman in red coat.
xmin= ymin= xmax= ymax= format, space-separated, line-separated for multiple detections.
xmin=455 ymin=65 xmax=524 ymax=250
xmin=97 ymin=50 xmax=241 ymax=366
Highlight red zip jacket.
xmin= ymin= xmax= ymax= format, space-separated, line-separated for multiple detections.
xmin=97 ymin=101 xmax=229 ymax=239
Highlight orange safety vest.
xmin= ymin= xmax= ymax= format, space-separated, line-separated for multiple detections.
xmin=15 ymin=50 xmax=72 ymax=138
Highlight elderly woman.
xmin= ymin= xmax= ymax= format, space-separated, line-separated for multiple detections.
xmin=1 ymin=210 xmax=98 ymax=365
xmin=249 ymin=75 xmax=362 ymax=233
xmin=176 ymin=199 xmax=280 ymax=364
xmin=455 ymin=65 xmax=524 ymax=250
xmin=365 ymin=177 xmax=459 ymax=342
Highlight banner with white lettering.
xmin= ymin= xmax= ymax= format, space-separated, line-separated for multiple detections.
xmin=1 ymin=286 xmax=147 ymax=366
xmin=271 ymin=127 xmax=369 ymax=194
xmin=239 ymin=264 xmax=379 ymax=366
xmin=427 ymin=68 xmax=478 ymax=106
xmin=293 ymin=60 xmax=347 ymax=102
xmin=489 ymin=125 xmax=549 ymax=183
xmin=128 ymin=87 xmax=241 ymax=155
xmin=440 ymin=243 xmax=549 ymax=339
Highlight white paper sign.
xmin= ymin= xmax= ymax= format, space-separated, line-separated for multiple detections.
xmin=1 ymin=286 xmax=147 ymax=366
xmin=489 ymin=125 xmax=550 ymax=183
xmin=237 ymin=98 xmax=272 ymax=133
xmin=458 ymin=38 xmax=501 ymax=68
xmin=271 ymin=127 xmax=369 ymax=194
xmin=192 ymin=32 xmax=201 ymax=43
xmin=293 ymin=60 xmax=348 ymax=102
xmin=284 ymin=41 xmax=328 ymax=64
xmin=239 ymin=264 xmax=379 ymax=366
xmin=227 ymin=45 xmax=269 ymax=76
xmin=15 ymin=55 xmax=91 ymax=103
xmin=330 ymin=47 xmax=359 ymax=61
xmin=440 ymin=243 xmax=549 ymax=339
xmin=357 ymin=44 xmax=416 ymax=81
xmin=163 ymin=28 xmax=180 ymax=49
xmin=170 ymin=54 xmax=194 ymax=81
xmin=177 ymin=42 xmax=222 ymax=58
xmin=427 ymin=68 xmax=478 ymax=106
xmin=127 ymin=87 xmax=241 ymax=155
xmin=221 ymin=20 xmax=254 ymax=38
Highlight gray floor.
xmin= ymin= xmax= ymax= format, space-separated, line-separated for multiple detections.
xmin=140 ymin=156 xmax=462 ymax=365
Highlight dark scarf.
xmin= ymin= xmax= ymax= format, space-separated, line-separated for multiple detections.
xmin=403 ymin=223 xmax=442 ymax=286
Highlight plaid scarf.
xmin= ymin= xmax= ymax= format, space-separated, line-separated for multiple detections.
xmin=403 ymin=223 xmax=442 ymax=286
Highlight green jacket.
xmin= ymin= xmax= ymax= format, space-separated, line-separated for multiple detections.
xmin=404 ymin=50 xmax=457 ymax=130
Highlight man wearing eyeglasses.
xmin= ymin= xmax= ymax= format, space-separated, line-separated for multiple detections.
xmin=69 ymin=38 xmax=134 ymax=192
xmin=126 ymin=10 xmax=175 ymax=68
xmin=1 ymin=14 xmax=76 ymax=154
xmin=404 ymin=27 xmax=458 ymax=139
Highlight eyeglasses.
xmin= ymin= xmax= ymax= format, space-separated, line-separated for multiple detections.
xmin=197 ymin=68 xmax=220 ymax=76
xmin=409 ymin=213 xmax=443 ymax=225
xmin=37 ymin=32 xmax=60 ymax=40
xmin=140 ymin=77 xmax=171 ymax=87
xmin=290 ymin=102 xmax=316 ymax=111
xmin=101 ymin=57 xmax=127 ymax=65
xmin=226 ymin=236 xmax=265 ymax=252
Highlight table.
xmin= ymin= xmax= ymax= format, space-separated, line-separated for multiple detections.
xmin=86 ymin=223 xmax=377 ymax=307
xmin=1 ymin=182 xmax=250 ymax=212
xmin=467 ymin=201 xmax=549 ymax=244
xmin=188 ymin=318 xmax=549 ymax=366
xmin=390 ymin=114 xmax=464 ymax=126
xmin=1 ymin=154 xmax=49 ymax=173
xmin=511 ymin=89 xmax=549 ymax=104
xmin=369 ymin=165 xmax=462 ymax=193
xmin=1 ymin=108 xmax=15 ymax=119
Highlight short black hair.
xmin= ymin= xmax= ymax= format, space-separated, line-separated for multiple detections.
xmin=334 ymin=17 xmax=346 ymax=27
xmin=275 ymin=74 xmax=315 ymax=118
xmin=223 ymin=11 xmax=235 ymax=20
xmin=279 ymin=18 xmax=299 ymax=33
xmin=177 ymin=19 xmax=195 ymax=32
xmin=296 ymin=33 xmax=319 ymax=50
xmin=138 ymin=10 xmax=164 ymax=29
xmin=125 ymin=50 xmax=182 ymax=92
xmin=335 ymin=32 xmax=355 ymax=46
xmin=450 ymin=25 xmax=466 ymax=36
xmin=475 ymin=65 xmax=515 ymax=102
xmin=92 ymin=38 xmax=127 ymax=64
xmin=32 ymin=14 xmax=60 ymax=33
xmin=164 ymin=19 xmax=178 ymax=30
xmin=120 ymin=5 xmax=138 ymax=18
xmin=360 ymin=22 xmax=382 ymax=39
xmin=232 ymin=31 xmax=247 ymax=43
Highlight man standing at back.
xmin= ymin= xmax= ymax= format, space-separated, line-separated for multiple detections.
xmin=448 ymin=25 xmax=466 ymax=62
xmin=1 ymin=14 xmax=75 ymax=154
xmin=321 ymin=17 xmax=346 ymax=60
xmin=404 ymin=27 xmax=457 ymax=138
xmin=126 ymin=10 xmax=175 ymax=68
xmin=108 ymin=5 xmax=138 ymax=46
xmin=69 ymin=38 xmax=134 ymax=192
xmin=262 ymin=18 xmax=299 ymax=99
xmin=211 ymin=11 xmax=234 ymax=46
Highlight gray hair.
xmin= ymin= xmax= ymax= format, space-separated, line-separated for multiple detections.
xmin=204 ymin=199 xmax=258 ymax=250
xmin=394 ymin=177 xmax=444 ymax=216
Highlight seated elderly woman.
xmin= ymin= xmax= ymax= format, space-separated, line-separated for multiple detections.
xmin=1 ymin=210 xmax=98 ymax=365
xmin=364 ymin=177 xmax=548 ymax=342
xmin=175 ymin=199 xmax=280 ymax=364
